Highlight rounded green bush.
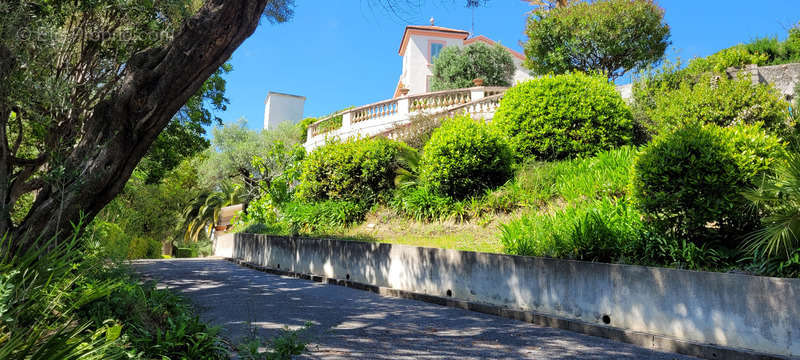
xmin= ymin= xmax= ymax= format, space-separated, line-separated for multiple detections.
xmin=632 ymin=123 xmax=784 ymax=245
xmin=493 ymin=72 xmax=633 ymax=161
xmin=296 ymin=137 xmax=408 ymax=202
xmin=642 ymin=73 xmax=790 ymax=137
xmin=420 ymin=114 xmax=514 ymax=199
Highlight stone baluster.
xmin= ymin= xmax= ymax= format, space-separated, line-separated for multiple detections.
xmin=397 ymin=97 xmax=410 ymax=118
xmin=471 ymin=87 xmax=485 ymax=102
xmin=342 ymin=111 xmax=352 ymax=130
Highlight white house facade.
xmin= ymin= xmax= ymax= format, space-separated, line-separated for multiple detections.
xmin=394 ymin=23 xmax=533 ymax=97
xmin=304 ymin=22 xmax=537 ymax=151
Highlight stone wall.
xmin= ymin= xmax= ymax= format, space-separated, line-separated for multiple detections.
xmin=726 ymin=63 xmax=800 ymax=102
xmin=227 ymin=234 xmax=800 ymax=358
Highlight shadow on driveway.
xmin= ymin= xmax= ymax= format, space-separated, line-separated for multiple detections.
xmin=131 ymin=258 xmax=695 ymax=360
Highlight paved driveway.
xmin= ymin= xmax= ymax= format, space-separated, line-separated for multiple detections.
xmin=131 ymin=258 xmax=695 ymax=360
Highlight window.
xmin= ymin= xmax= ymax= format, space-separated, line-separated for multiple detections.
xmin=430 ymin=42 xmax=444 ymax=63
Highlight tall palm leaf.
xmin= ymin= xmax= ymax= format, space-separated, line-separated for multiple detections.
xmin=181 ymin=182 xmax=244 ymax=243
xmin=394 ymin=147 xmax=421 ymax=190
xmin=743 ymin=151 xmax=800 ymax=257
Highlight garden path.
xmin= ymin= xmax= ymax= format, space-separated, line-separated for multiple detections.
xmin=131 ymin=258 xmax=695 ymax=360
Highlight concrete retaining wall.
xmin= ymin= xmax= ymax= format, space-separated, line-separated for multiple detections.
xmin=212 ymin=232 xmax=234 ymax=258
xmin=230 ymin=234 xmax=800 ymax=358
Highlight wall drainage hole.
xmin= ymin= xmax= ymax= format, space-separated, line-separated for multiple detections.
xmin=602 ymin=314 xmax=611 ymax=325
xmin=346 ymin=274 xmax=350 ymax=280
xmin=446 ymin=289 xmax=452 ymax=297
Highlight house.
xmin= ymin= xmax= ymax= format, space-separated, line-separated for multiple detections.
xmin=394 ymin=19 xmax=533 ymax=97
xmin=263 ymin=91 xmax=306 ymax=130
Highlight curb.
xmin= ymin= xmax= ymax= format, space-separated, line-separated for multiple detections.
xmin=225 ymin=258 xmax=791 ymax=360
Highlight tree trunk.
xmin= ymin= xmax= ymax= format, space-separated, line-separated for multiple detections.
xmin=7 ymin=0 xmax=269 ymax=256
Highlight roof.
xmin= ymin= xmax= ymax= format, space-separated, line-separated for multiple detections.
xmin=396 ymin=25 xmax=526 ymax=62
xmin=398 ymin=25 xmax=470 ymax=56
xmin=265 ymin=91 xmax=306 ymax=104
xmin=464 ymin=35 xmax=526 ymax=61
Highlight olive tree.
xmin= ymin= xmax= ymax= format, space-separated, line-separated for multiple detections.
xmin=523 ymin=0 xmax=671 ymax=80
xmin=430 ymin=42 xmax=515 ymax=91
xmin=0 ymin=1 xmax=293 ymax=256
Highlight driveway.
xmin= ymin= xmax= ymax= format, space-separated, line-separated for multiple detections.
xmin=131 ymin=258 xmax=694 ymax=360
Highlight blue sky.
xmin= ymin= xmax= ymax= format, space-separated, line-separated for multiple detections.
xmin=219 ymin=0 xmax=800 ymax=131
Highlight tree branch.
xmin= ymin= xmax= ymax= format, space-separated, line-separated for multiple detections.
xmin=11 ymin=0 xmax=273 ymax=252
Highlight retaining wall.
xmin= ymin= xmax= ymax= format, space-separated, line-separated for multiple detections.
xmin=726 ymin=62 xmax=800 ymax=101
xmin=228 ymin=234 xmax=800 ymax=358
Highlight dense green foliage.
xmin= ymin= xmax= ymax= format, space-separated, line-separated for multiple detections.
xmin=281 ymin=200 xmax=370 ymax=235
xmin=493 ymin=72 xmax=633 ymax=160
xmin=685 ymin=23 xmax=800 ymax=73
xmin=96 ymin=157 xmax=206 ymax=259
xmin=631 ymin=23 xmax=800 ymax=140
xmin=297 ymin=138 xmax=408 ymax=203
xmin=78 ymin=270 xmax=227 ymax=359
xmin=392 ymin=146 xmax=635 ymax=223
xmin=523 ymin=0 xmax=670 ymax=79
xmin=634 ymin=71 xmax=790 ymax=137
xmin=419 ymin=115 xmax=514 ymax=199
xmin=500 ymin=198 xmax=724 ymax=270
xmin=200 ymin=118 xmax=302 ymax=199
xmin=633 ymin=123 xmax=785 ymax=246
xmin=743 ymin=151 xmax=800 ymax=262
xmin=390 ymin=186 xmax=455 ymax=222
xmin=430 ymin=42 xmax=515 ymax=91
xmin=297 ymin=117 xmax=318 ymax=143
xmin=0 ymin=232 xmax=228 ymax=359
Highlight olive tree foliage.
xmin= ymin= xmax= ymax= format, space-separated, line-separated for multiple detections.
xmin=430 ymin=42 xmax=516 ymax=91
xmin=523 ymin=0 xmax=670 ymax=80
xmin=521 ymin=0 xmax=578 ymax=10
xmin=198 ymin=118 xmax=302 ymax=201
xmin=0 ymin=0 xmax=294 ymax=256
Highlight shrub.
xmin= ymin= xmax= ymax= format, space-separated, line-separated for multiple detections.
xmin=280 ymin=200 xmax=369 ymax=235
xmin=493 ymin=72 xmax=633 ymax=161
xmin=86 ymin=221 xmax=132 ymax=261
xmin=241 ymin=222 xmax=284 ymax=235
xmin=419 ymin=115 xmax=514 ymax=199
xmin=523 ymin=0 xmax=670 ymax=80
xmin=632 ymin=123 xmax=785 ymax=246
xmin=297 ymin=117 xmax=317 ymax=143
xmin=500 ymin=199 xmax=645 ymax=262
xmin=430 ymin=42 xmax=515 ymax=91
xmin=684 ymin=23 xmax=800 ymax=73
xmin=80 ymin=271 xmax=228 ymax=359
xmin=390 ymin=186 xmax=453 ymax=222
xmin=499 ymin=198 xmax=726 ymax=270
xmin=174 ymin=247 xmax=196 ymax=258
xmin=517 ymin=146 xmax=636 ymax=203
xmin=685 ymin=45 xmax=769 ymax=74
xmin=640 ymin=73 xmax=790 ymax=137
xmin=127 ymin=236 xmax=161 ymax=259
xmin=296 ymin=137 xmax=409 ymax=203
xmin=742 ymin=151 xmax=800 ymax=259
xmin=389 ymin=112 xmax=443 ymax=150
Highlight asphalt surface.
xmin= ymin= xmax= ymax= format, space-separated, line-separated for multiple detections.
xmin=131 ymin=258 xmax=696 ymax=360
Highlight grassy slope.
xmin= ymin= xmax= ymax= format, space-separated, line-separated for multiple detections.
xmin=338 ymin=147 xmax=635 ymax=254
